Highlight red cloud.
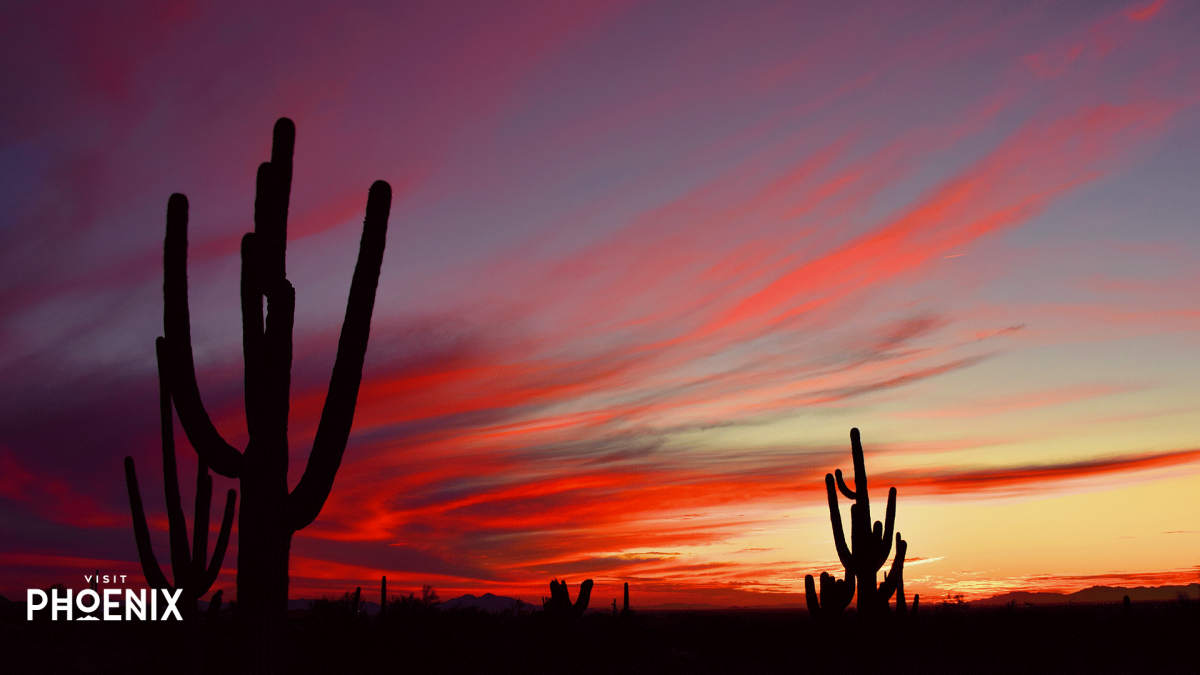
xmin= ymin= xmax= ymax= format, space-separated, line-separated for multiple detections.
xmin=0 ymin=447 xmax=125 ymax=528
xmin=1127 ymin=0 xmax=1167 ymax=22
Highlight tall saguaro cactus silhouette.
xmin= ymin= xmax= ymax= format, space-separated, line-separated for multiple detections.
xmin=158 ymin=118 xmax=391 ymax=631
xmin=822 ymin=428 xmax=909 ymax=622
xmin=124 ymin=339 xmax=236 ymax=619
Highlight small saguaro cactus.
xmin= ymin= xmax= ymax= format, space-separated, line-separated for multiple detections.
xmin=822 ymin=428 xmax=910 ymax=622
xmin=207 ymin=589 xmax=224 ymax=618
xmin=125 ymin=341 xmax=237 ymax=619
xmin=621 ymin=582 xmax=632 ymax=618
xmin=542 ymin=578 xmax=593 ymax=619
xmin=805 ymin=569 xmax=855 ymax=622
xmin=380 ymin=576 xmax=387 ymax=617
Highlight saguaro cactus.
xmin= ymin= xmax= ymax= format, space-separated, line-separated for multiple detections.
xmin=804 ymin=569 xmax=854 ymax=621
xmin=158 ymin=117 xmax=391 ymax=632
xmin=125 ymin=341 xmax=236 ymax=619
xmin=542 ymin=578 xmax=593 ymax=619
xmin=207 ymin=589 xmax=225 ymax=618
xmin=823 ymin=428 xmax=909 ymax=622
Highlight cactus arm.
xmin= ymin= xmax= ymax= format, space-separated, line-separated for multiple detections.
xmin=255 ymin=119 xmax=294 ymax=284
xmin=804 ymin=574 xmax=820 ymax=615
xmin=879 ymin=533 xmax=907 ymax=603
xmin=202 ymin=488 xmax=236 ymax=592
xmin=574 ymin=579 xmax=594 ymax=617
xmin=288 ymin=181 xmax=391 ymax=532
xmin=849 ymin=427 xmax=868 ymax=499
xmin=157 ymin=338 xmax=192 ymax=593
xmin=834 ymin=469 xmax=856 ymax=500
xmin=877 ymin=487 xmax=897 ymax=568
xmin=162 ymin=195 xmax=245 ymax=479
xmin=191 ymin=463 xmax=212 ymax=582
xmin=825 ymin=474 xmax=853 ymax=570
xmin=124 ymin=457 xmax=172 ymax=590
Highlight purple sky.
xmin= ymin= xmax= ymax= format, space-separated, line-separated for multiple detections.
xmin=2 ymin=0 xmax=1198 ymax=605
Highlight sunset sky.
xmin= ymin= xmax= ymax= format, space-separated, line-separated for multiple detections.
xmin=2 ymin=0 xmax=1198 ymax=608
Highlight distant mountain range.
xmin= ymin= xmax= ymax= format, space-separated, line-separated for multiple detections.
xmin=440 ymin=593 xmax=530 ymax=613
xmin=203 ymin=583 xmax=1200 ymax=615
xmin=972 ymin=583 xmax=1200 ymax=606
xmin=274 ymin=593 xmax=528 ymax=615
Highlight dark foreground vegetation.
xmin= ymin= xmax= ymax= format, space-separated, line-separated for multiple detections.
xmin=3 ymin=596 xmax=1197 ymax=674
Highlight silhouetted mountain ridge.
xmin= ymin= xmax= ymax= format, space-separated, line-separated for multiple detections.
xmin=974 ymin=583 xmax=1199 ymax=605
xmin=440 ymin=593 xmax=527 ymax=612
xmin=189 ymin=582 xmax=1198 ymax=616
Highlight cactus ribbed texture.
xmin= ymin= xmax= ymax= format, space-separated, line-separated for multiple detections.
xmin=542 ymin=578 xmax=593 ymax=619
xmin=125 ymin=340 xmax=236 ymax=619
xmin=157 ymin=118 xmax=391 ymax=660
xmin=823 ymin=428 xmax=910 ymax=622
